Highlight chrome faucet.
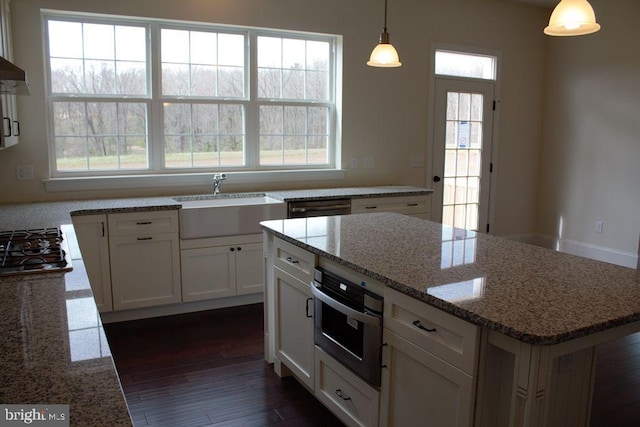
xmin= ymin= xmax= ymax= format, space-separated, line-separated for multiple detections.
xmin=212 ymin=173 xmax=226 ymax=194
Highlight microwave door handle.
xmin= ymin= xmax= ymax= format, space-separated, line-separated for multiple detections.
xmin=311 ymin=283 xmax=381 ymax=327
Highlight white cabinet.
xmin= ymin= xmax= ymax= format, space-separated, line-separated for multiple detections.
xmin=0 ymin=0 xmax=19 ymax=150
xmin=380 ymin=329 xmax=475 ymax=427
xmin=71 ymin=214 xmax=113 ymax=313
xmin=273 ymin=265 xmax=315 ymax=390
xmin=108 ymin=210 xmax=181 ymax=311
xmin=315 ymin=346 xmax=380 ymax=427
xmin=380 ymin=287 xmax=479 ymax=427
xmin=351 ymin=195 xmax=430 ymax=219
xmin=181 ymin=234 xmax=264 ymax=302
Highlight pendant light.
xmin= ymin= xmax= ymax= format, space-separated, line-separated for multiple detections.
xmin=544 ymin=0 xmax=601 ymax=36
xmin=367 ymin=0 xmax=401 ymax=67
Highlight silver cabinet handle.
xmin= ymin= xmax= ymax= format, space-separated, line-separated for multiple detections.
xmin=412 ymin=320 xmax=436 ymax=332
xmin=285 ymin=256 xmax=299 ymax=264
xmin=136 ymin=221 xmax=152 ymax=225
xmin=335 ymin=389 xmax=351 ymax=401
xmin=305 ymin=297 xmax=313 ymax=318
xmin=407 ymin=203 xmax=419 ymax=207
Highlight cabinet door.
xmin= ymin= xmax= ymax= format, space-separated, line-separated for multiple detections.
xmin=235 ymin=242 xmax=264 ymax=295
xmin=0 ymin=94 xmax=18 ymax=149
xmin=181 ymin=246 xmax=235 ymax=302
xmin=110 ymin=233 xmax=181 ymax=310
xmin=71 ymin=215 xmax=113 ymax=312
xmin=274 ymin=266 xmax=314 ymax=389
xmin=380 ymin=329 xmax=475 ymax=427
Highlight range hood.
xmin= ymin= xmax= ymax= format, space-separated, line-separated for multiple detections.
xmin=0 ymin=56 xmax=29 ymax=95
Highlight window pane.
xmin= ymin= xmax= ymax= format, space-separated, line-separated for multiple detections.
xmin=53 ymin=101 xmax=148 ymax=171
xmin=259 ymin=105 xmax=329 ymax=166
xmin=435 ymin=50 xmax=496 ymax=80
xmin=257 ymin=36 xmax=330 ymax=101
xmin=161 ymin=29 xmax=245 ymax=98
xmin=164 ymin=103 xmax=244 ymax=168
xmin=48 ymin=20 xmax=147 ymax=96
xmin=84 ymin=24 xmax=115 ymax=60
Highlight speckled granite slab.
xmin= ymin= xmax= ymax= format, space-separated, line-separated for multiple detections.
xmin=261 ymin=213 xmax=640 ymax=345
xmin=0 ymin=198 xmax=179 ymax=229
xmin=0 ymin=272 xmax=132 ymax=426
xmin=266 ymin=185 xmax=432 ymax=202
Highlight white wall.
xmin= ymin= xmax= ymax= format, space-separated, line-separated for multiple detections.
xmin=537 ymin=0 xmax=640 ymax=266
xmin=0 ymin=0 xmax=548 ymax=240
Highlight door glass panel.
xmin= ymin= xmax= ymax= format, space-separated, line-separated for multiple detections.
xmin=442 ymin=90 xmax=484 ymax=231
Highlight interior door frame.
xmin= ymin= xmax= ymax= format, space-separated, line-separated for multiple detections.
xmin=426 ymin=42 xmax=502 ymax=234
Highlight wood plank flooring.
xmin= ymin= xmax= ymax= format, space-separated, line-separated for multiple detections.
xmin=104 ymin=304 xmax=344 ymax=426
xmin=104 ymin=303 xmax=640 ymax=427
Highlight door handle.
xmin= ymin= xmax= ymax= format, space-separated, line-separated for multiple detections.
xmin=305 ymin=297 xmax=313 ymax=318
xmin=433 ymin=175 xmax=441 ymax=182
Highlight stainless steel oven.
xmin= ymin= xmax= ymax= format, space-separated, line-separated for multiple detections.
xmin=311 ymin=266 xmax=383 ymax=387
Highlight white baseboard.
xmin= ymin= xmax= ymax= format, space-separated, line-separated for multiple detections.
xmin=503 ymin=233 xmax=638 ymax=269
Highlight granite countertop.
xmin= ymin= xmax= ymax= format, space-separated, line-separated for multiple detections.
xmin=0 ymin=186 xmax=432 ymax=229
xmin=266 ymin=185 xmax=432 ymax=202
xmin=0 ymin=229 xmax=132 ymax=425
xmin=260 ymin=213 xmax=640 ymax=345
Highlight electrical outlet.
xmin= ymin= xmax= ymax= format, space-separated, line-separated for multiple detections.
xmin=16 ymin=165 xmax=34 ymax=181
xmin=363 ymin=157 xmax=374 ymax=169
xmin=410 ymin=155 xmax=424 ymax=168
xmin=595 ymin=221 xmax=603 ymax=233
xmin=350 ymin=157 xmax=359 ymax=169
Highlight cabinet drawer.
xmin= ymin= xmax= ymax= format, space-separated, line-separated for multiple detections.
xmin=351 ymin=195 xmax=430 ymax=217
xmin=384 ymin=287 xmax=479 ymax=374
xmin=273 ymin=237 xmax=316 ymax=284
xmin=108 ymin=210 xmax=179 ymax=236
xmin=315 ymin=346 xmax=380 ymax=427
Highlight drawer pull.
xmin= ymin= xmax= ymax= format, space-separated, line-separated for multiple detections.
xmin=365 ymin=206 xmax=377 ymax=209
xmin=137 ymin=237 xmax=153 ymax=241
xmin=285 ymin=256 xmax=299 ymax=264
xmin=413 ymin=320 xmax=436 ymax=332
xmin=406 ymin=203 xmax=419 ymax=207
xmin=136 ymin=221 xmax=152 ymax=225
xmin=335 ymin=389 xmax=352 ymax=401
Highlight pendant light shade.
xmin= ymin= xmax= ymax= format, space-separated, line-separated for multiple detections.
xmin=544 ymin=0 xmax=601 ymax=36
xmin=367 ymin=0 xmax=401 ymax=67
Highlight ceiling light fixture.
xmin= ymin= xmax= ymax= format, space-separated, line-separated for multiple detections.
xmin=544 ymin=0 xmax=601 ymax=36
xmin=367 ymin=0 xmax=401 ymax=67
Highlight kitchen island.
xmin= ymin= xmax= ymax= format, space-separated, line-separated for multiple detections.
xmin=260 ymin=213 xmax=640 ymax=426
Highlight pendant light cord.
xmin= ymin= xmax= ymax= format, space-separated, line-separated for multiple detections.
xmin=383 ymin=0 xmax=388 ymax=32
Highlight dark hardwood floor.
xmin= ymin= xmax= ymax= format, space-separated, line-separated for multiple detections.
xmin=104 ymin=304 xmax=344 ymax=426
xmin=591 ymin=331 xmax=640 ymax=426
xmin=104 ymin=303 xmax=640 ymax=427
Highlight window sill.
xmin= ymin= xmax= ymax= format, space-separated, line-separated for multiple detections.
xmin=44 ymin=169 xmax=346 ymax=193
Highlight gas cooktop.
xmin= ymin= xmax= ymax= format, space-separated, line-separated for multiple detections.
xmin=0 ymin=228 xmax=69 ymax=276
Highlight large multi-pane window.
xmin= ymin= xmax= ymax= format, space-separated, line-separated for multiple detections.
xmin=44 ymin=13 xmax=338 ymax=175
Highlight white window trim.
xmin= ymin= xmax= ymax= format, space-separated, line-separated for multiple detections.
xmin=41 ymin=10 xmax=344 ymax=192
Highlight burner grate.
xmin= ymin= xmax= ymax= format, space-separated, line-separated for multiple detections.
xmin=0 ymin=228 xmax=68 ymax=275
